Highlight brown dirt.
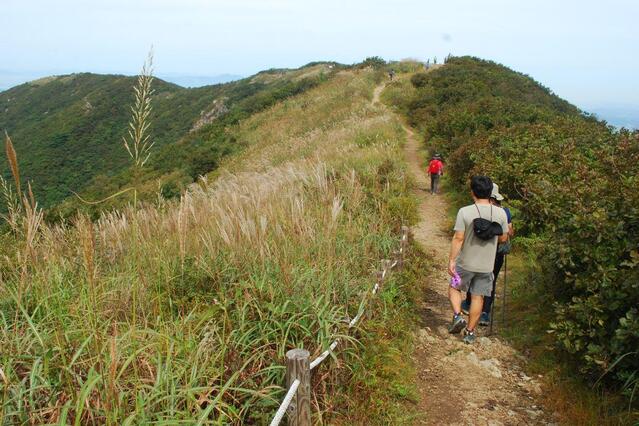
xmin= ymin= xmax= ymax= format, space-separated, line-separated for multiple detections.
xmin=382 ymin=90 xmax=557 ymax=425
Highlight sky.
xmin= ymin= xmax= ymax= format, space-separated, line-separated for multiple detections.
xmin=1 ymin=0 xmax=638 ymax=125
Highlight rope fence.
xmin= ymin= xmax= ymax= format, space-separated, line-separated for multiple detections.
xmin=269 ymin=225 xmax=410 ymax=426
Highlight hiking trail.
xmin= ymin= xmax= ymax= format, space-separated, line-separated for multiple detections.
xmin=375 ymin=83 xmax=556 ymax=425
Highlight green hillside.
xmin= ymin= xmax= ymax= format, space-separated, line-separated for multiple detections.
xmin=0 ymin=63 xmax=426 ymax=424
xmin=386 ymin=56 xmax=639 ymax=408
xmin=0 ymin=63 xmax=338 ymax=211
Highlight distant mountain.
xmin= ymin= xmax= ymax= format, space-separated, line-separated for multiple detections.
xmin=0 ymin=70 xmax=244 ymax=93
xmin=0 ymin=63 xmax=340 ymax=213
xmin=588 ymin=105 xmax=639 ymax=129
xmin=0 ymin=69 xmax=54 ymax=93
xmin=157 ymin=73 xmax=244 ymax=87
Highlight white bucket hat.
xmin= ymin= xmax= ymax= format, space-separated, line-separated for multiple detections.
xmin=491 ymin=183 xmax=505 ymax=201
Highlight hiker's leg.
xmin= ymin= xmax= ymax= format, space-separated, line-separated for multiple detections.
xmin=470 ymin=272 xmax=492 ymax=326
xmin=465 ymin=290 xmax=472 ymax=305
xmin=430 ymin=174 xmax=435 ymax=194
xmin=452 ymin=266 xmax=472 ymax=314
xmin=483 ymin=279 xmax=496 ymax=314
xmin=493 ymin=252 xmax=504 ymax=279
xmin=448 ymin=286 xmax=463 ymax=314
xmin=484 ymin=254 xmax=504 ymax=314
xmin=468 ymin=294 xmax=484 ymax=330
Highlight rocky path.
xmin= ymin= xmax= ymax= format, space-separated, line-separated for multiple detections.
xmin=399 ymin=112 xmax=554 ymax=425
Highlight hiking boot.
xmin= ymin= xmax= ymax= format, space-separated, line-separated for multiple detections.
xmin=460 ymin=300 xmax=470 ymax=315
xmin=448 ymin=314 xmax=467 ymax=334
xmin=479 ymin=312 xmax=490 ymax=326
xmin=463 ymin=329 xmax=476 ymax=344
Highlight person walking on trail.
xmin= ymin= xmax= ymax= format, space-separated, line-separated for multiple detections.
xmin=461 ymin=183 xmax=514 ymax=325
xmin=447 ymin=176 xmax=509 ymax=344
xmin=428 ymin=154 xmax=444 ymax=194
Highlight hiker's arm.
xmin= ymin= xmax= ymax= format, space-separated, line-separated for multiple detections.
xmin=448 ymin=231 xmax=464 ymax=276
xmin=498 ymin=215 xmax=509 ymax=243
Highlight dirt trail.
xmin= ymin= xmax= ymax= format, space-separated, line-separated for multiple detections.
xmin=372 ymin=83 xmax=555 ymax=424
xmin=404 ymin=127 xmax=556 ymax=425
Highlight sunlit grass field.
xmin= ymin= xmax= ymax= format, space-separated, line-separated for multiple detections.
xmin=0 ymin=68 xmax=423 ymax=424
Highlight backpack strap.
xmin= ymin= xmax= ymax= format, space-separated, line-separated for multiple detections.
xmin=475 ymin=203 xmax=493 ymax=220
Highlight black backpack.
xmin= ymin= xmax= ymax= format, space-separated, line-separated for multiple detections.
xmin=472 ymin=204 xmax=503 ymax=241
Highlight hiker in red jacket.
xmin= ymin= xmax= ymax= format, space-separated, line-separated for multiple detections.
xmin=428 ymin=154 xmax=444 ymax=194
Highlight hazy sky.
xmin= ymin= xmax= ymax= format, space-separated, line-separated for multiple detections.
xmin=1 ymin=0 xmax=638 ymax=111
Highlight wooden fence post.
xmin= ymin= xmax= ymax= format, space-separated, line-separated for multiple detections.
xmin=286 ymin=349 xmax=311 ymax=426
xmin=399 ymin=226 xmax=409 ymax=269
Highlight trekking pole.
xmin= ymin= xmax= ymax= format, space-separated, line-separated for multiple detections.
xmin=502 ymin=254 xmax=508 ymax=327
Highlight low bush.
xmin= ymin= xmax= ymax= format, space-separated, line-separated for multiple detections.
xmin=392 ymin=55 xmax=639 ymax=403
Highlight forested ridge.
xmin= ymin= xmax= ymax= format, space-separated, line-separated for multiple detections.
xmin=388 ymin=56 xmax=639 ymax=402
xmin=0 ymin=63 xmax=337 ymax=213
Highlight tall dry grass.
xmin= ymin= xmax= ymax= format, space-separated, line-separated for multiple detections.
xmin=0 ymin=68 xmax=416 ymax=424
xmin=123 ymin=50 xmax=155 ymax=169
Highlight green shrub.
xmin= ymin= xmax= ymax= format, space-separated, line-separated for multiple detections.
xmin=395 ymin=55 xmax=639 ymax=399
xmin=410 ymin=72 xmax=430 ymax=88
xmin=360 ymin=56 xmax=387 ymax=69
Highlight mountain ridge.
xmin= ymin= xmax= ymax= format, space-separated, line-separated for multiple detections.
xmin=1 ymin=62 xmax=340 ymax=211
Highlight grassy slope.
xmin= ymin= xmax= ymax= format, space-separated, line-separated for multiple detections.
xmin=0 ymin=67 xmax=426 ymax=424
xmin=0 ymin=64 xmax=335 ymax=211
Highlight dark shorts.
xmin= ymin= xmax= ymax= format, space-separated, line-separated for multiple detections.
xmin=455 ymin=265 xmax=493 ymax=297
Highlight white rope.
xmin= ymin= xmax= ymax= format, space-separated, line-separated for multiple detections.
xmin=270 ymin=231 xmax=409 ymax=421
xmin=348 ymin=306 xmax=365 ymax=328
xmin=310 ymin=275 xmax=381 ymax=370
xmin=269 ymin=378 xmax=301 ymax=426
xmin=309 ymin=339 xmax=340 ymax=370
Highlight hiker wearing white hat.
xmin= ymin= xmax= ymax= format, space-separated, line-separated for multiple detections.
xmin=491 ymin=183 xmax=505 ymax=201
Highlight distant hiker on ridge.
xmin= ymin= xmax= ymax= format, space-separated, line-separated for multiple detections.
xmin=428 ymin=154 xmax=444 ymax=195
xmin=447 ymin=176 xmax=509 ymax=344
xmin=388 ymin=70 xmax=396 ymax=81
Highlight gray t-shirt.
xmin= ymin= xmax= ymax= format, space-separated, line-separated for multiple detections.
xmin=454 ymin=203 xmax=509 ymax=273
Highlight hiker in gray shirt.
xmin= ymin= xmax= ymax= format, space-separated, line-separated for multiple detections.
xmin=447 ymin=176 xmax=509 ymax=343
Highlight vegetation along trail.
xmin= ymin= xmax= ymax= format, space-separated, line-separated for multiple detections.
xmin=389 ymin=94 xmax=556 ymax=425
